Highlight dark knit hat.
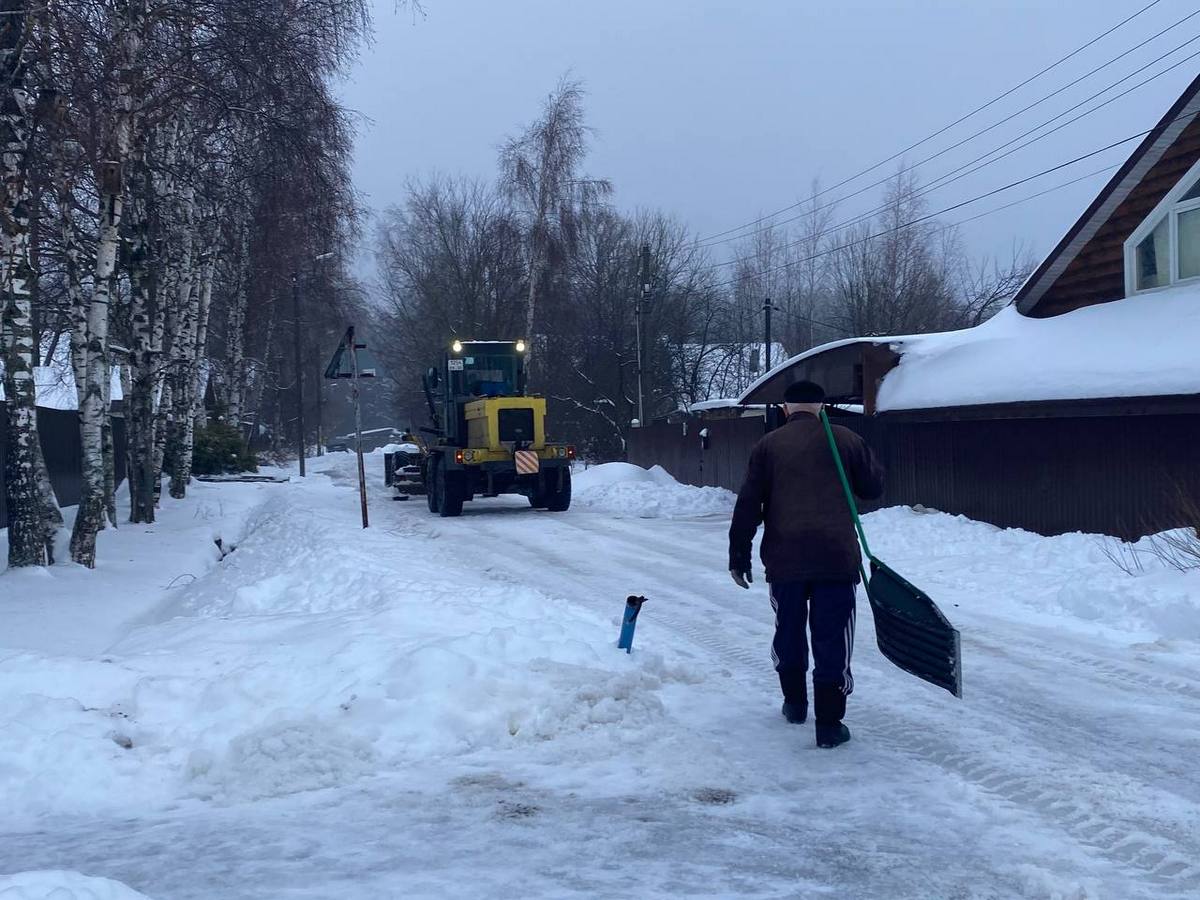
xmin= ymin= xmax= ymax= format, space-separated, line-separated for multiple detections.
xmin=783 ymin=380 xmax=825 ymax=404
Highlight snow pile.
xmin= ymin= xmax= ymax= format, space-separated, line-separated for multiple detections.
xmin=877 ymin=287 xmax=1200 ymax=410
xmin=0 ymin=468 xmax=696 ymax=820
xmin=378 ymin=442 xmax=422 ymax=455
xmin=0 ymin=871 xmax=153 ymax=900
xmin=573 ymin=462 xmax=734 ymax=518
xmin=866 ymin=506 xmax=1200 ymax=640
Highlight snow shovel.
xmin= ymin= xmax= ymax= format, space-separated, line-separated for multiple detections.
xmin=819 ymin=409 xmax=962 ymax=699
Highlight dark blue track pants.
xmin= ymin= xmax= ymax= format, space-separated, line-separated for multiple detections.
xmin=770 ymin=580 xmax=857 ymax=696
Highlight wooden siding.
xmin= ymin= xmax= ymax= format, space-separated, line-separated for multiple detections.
xmin=628 ymin=409 xmax=1200 ymax=541
xmin=1031 ymin=113 xmax=1200 ymax=317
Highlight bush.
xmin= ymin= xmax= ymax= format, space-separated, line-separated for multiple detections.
xmin=1102 ymin=484 xmax=1200 ymax=574
xmin=192 ymin=420 xmax=258 ymax=475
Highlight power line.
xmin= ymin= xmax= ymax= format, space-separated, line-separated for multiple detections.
xmin=732 ymin=164 xmax=1122 ymax=350
xmin=948 ymin=163 xmax=1118 ymax=228
xmin=701 ymin=41 xmax=1200 ymax=275
xmin=736 ymin=162 xmax=1122 ymax=356
xmin=709 ymin=117 xmax=1178 ymax=292
xmin=700 ymin=7 xmax=1200 ymax=250
xmin=729 ymin=163 xmax=1120 ymax=333
xmin=697 ymin=0 xmax=1169 ymax=244
xmin=700 ymin=27 xmax=1200 ymax=254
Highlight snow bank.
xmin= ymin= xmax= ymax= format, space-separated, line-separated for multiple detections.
xmin=0 ymin=872 xmax=153 ymax=900
xmin=865 ymin=506 xmax=1200 ymax=641
xmin=573 ymin=463 xmax=734 ymax=518
xmin=0 ymin=467 xmax=697 ymax=820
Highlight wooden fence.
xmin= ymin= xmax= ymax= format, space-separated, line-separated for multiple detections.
xmin=628 ymin=408 xmax=1200 ymax=540
xmin=0 ymin=406 xmax=126 ymax=529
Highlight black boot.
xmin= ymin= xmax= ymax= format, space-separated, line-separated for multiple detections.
xmin=781 ymin=700 xmax=807 ymax=724
xmin=778 ymin=669 xmax=808 ymax=724
xmin=816 ymin=723 xmax=851 ymax=748
xmin=813 ymin=683 xmax=850 ymax=748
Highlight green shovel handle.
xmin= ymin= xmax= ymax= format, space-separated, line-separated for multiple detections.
xmin=819 ymin=408 xmax=873 ymax=583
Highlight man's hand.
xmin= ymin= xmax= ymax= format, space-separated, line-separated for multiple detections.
xmin=730 ymin=568 xmax=753 ymax=589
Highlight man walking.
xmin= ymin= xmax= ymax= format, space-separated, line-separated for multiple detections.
xmin=728 ymin=380 xmax=883 ymax=748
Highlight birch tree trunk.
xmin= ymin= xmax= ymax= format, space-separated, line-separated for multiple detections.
xmin=125 ymin=139 xmax=156 ymax=523
xmin=226 ymin=220 xmax=248 ymax=429
xmin=70 ymin=0 xmax=146 ymax=568
xmin=244 ymin=296 xmax=275 ymax=448
xmin=56 ymin=158 xmax=87 ymax=403
xmin=191 ymin=248 xmax=214 ymax=432
xmin=100 ymin=326 xmax=117 ymax=527
xmin=1 ymin=0 xmax=58 ymax=567
xmin=166 ymin=184 xmax=197 ymax=499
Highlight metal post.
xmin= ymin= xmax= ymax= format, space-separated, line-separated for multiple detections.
xmin=636 ymin=244 xmax=651 ymax=427
xmin=348 ymin=325 xmax=369 ymax=528
xmin=292 ymin=272 xmax=306 ymax=477
xmin=763 ymin=296 xmax=773 ymax=372
xmin=634 ymin=301 xmax=644 ymax=427
xmin=314 ymin=346 xmax=324 ymax=457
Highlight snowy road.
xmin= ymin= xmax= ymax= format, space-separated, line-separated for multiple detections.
xmin=2 ymin=452 xmax=1199 ymax=899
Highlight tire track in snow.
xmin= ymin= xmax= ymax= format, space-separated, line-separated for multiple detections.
xmin=558 ymin=513 xmax=1200 ymax=700
xmin=424 ymin=507 xmax=1200 ymax=897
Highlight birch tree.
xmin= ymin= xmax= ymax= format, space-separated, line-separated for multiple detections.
xmin=499 ymin=76 xmax=610 ymax=371
xmin=69 ymin=0 xmax=146 ymax=568
xmin=2 ymin=0 xmax=61 ymax=567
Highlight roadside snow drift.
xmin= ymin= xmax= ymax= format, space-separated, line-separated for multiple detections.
xmin=573 ymin=462 xmax=734 ymax=518
xmin=0 ymin=470 xmax=698 ymax=821
xmin=2 ymin=452 xmax=1199 ymax=899
xmin=867 ymin=506 xmax=1200 ymax=641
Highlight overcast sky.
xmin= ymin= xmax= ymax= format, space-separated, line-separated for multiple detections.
xmin=337 ymin=0 xmax=1200 ymax=272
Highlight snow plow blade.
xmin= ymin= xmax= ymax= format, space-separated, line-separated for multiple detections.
xmin=866 ymin=559 xmax=962 ymax=698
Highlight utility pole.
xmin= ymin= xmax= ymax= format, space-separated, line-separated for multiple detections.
xmin=635 ymin=244 xmax=651 ymax=427
xmin=291 ymin=271 xmax=306 ymax=477
xmin=763 ymin=296 xmax=775 ymax=372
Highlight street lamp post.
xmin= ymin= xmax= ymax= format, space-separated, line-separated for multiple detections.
xmin=291 ymin=271 xmax=306 ymax=477
xmin=292 ymin=252 xmax=336 ymax=476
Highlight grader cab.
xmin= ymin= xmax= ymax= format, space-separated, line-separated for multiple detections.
xmin=421 ymin=340 xmax=574 ymax=517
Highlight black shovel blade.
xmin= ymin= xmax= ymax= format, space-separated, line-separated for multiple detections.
xmin=866 ymin=558 xmax=962 ymax=698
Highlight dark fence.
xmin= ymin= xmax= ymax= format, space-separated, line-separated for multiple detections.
xmin=0 ymin=406 xmax=126 ymax=529
xmin=628 ymin=410 xmax=1200 ymax=540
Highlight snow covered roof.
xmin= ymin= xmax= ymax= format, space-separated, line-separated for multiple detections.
xmin=687 ymin=398 xmax=765 ymax=412
xmin=877 ymin=287 xmax=1200 ymax=410
xmin=739 ymin=337 xmax=877 ymax=403
xmin=0 ymin=365 xmax=123 ymax=409
xmin=739 ymin=284 xmax=1200 ymax=412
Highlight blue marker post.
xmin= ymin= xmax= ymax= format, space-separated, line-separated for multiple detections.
xmin=617 ymin=595 xmax=649 ymax=653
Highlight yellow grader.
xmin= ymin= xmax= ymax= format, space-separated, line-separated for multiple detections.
xmin=420 ymin=340 xmax=574 ymax=517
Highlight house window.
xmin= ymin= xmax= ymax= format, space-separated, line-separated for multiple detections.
xmin=1136 ymin=218 xmax=1169 ymax=289
xmin=1177 ymin=207 xmax=1200 ymax=279
xmin=1125 ymin=164 xmax=1200 ymax=294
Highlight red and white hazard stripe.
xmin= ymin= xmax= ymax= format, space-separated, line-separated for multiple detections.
xmin=515 ymin=449 xmax=541 ymax=475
